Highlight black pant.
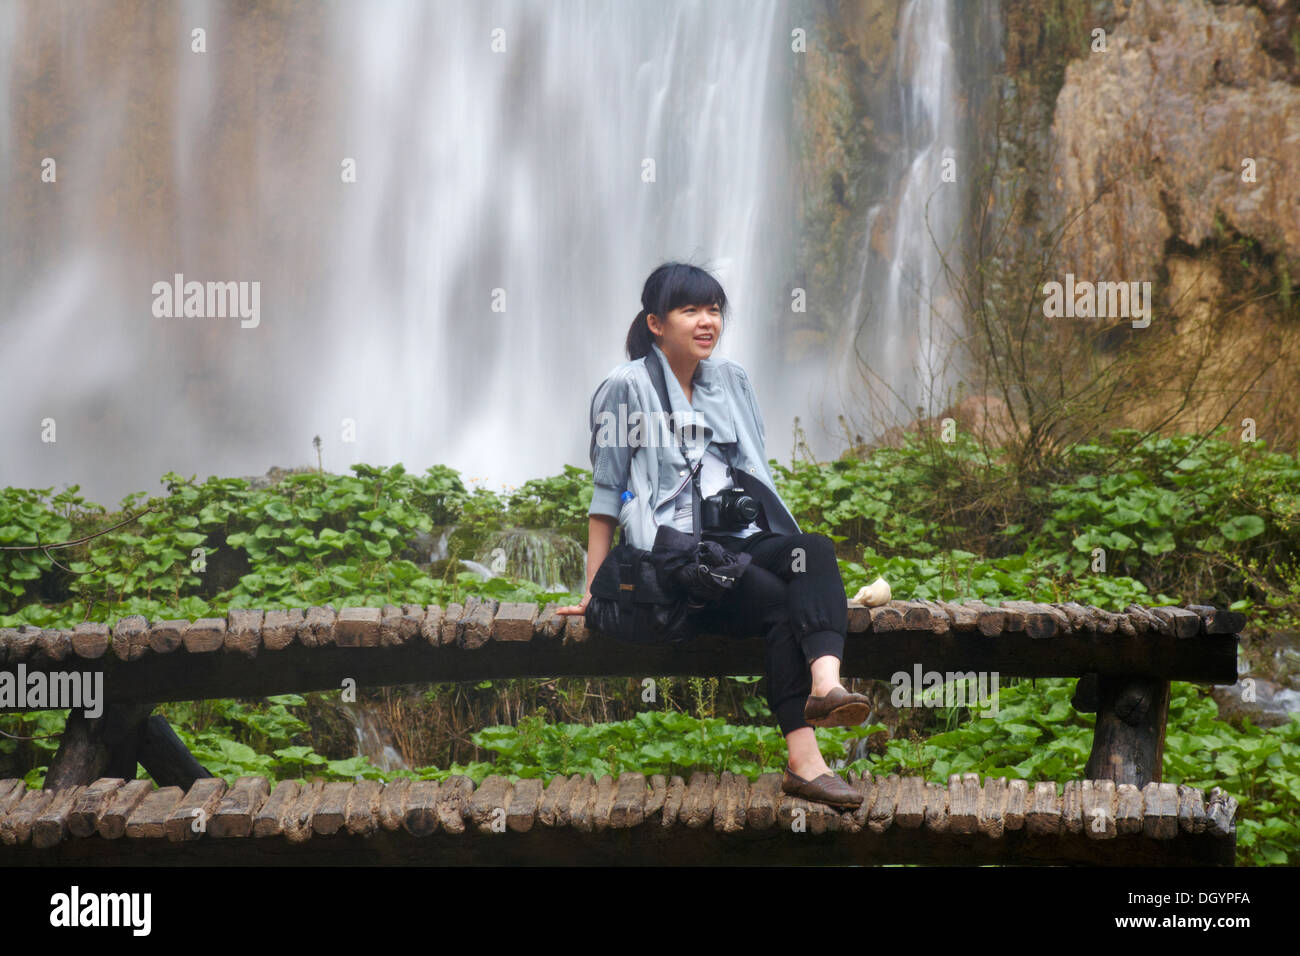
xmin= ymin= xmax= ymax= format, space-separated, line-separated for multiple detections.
xmin=692 ymin=530 xmax=847 ymax=735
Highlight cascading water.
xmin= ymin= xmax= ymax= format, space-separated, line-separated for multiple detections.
xmin=843 ymin=0 xmax=963 ymax=430
xmin=0 ymin=0 xmax=801 ymax=506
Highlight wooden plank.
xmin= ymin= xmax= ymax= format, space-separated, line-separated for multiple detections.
xmin=562 ymin=610 xmax=589 ymax=644
xmin=0 ymin=780 xmax=27 ymax=815
xmin=537 ymin=774 xmax=572 ymax=827
xmin=310 ymin=780 xmax=354 ymax=836
xmin=344 ymin=779 xmax=383 ymax=836
xmin=661 ymin=775 xmax=686 ymax=827
xmin=644 ymin=774 xmax=668 ymax=820
xmin=1057 ymin=602 xmax=1092 ymax=632
xmin=713 ymin=771 xmax=749 ymax=834
xmin=1141 ymin=782 xmax=1179 ymax=839
xmin=402 ymin=780 xmax=441 ymax=836
xmin=745 ymin=773 xmax=781 ymax=830
xmin=963 ymin=600 xmax=1007 ymax=637
xmin=8 ymin=625 xmax=42 ymax=663
xmin=182 ymin=617 xmax=227 ymax=654
xmin=1115 ymin=783 xmax=1144 ymax=834
xmin=506 ymin=777 xmax=544 ymax=832
xmin=460 ymin=598 xmax=500 ymax=650
xmin=435 ymin=775 xmax=474 ymax=834
xmin=850 ymin=772 xmax=878 ymax=830
xmin=1025 ymin=781 xmax=1060 ymax=835
xmin=1177 ymin=784 xmax=1207 ymax=834
xmin=917 ymin=601 xmax=952 ymax=634
xmin=534 ymin=602 xmax=564 ymax=640
xmin=590 ymin=774 xmax=617 ymax=832
xmin=210 ymin=776 xmax=271 ymax=839
xmin=1082 ymin=779 xmax=1116 ymax=839
xmin=846 ymin=601 xmax=871 ymax=635
xmin=282 ymin=781 xmax=325 ymax=844
xmin=125 ymin=786 xmax=184 ymax=839
xmin=438 ymin=602 xmax=465 ymax=646
xmin=419 ymin=604 xmax=445 ymax=645
xmin=1000 ymin=601 xmax=1058 ymax=639
xmin=67 ymin=778 xmax=124 ymax=838
xmin=776 ymin=790 xmax=812 ymax=832
xmin=567 ymin=774 xmax=598 ymax=832
xmin=32 ymin=784 xmax=85 ymax=848
xmin=165 ymin=777 xmax=227 ymax=841
xmin=2 ymin=788 xmax=55 ymax=845
xmin=470 ymin=775 xmax=512 ymax=833
xmin=922 ymin=781 xmax=949 ymax=833
xmin=868 ymin=604 xmax=904 ymax=633
xmin=948 ymin=773 xmax=981 ymax=834
xmin=610 ymin=772 xmax=647 ymax=829
xmin=379 ymin=604 xmax=423 ymax=647
xmin=299 ymin=605 xmax=338 ymax=648
xmin=1205 ymin=786 xmax=1238 ymax=837
xmin=978 ymin=776 xmax=1007 ymax=838
xmin=895 ymin=775 xmax=926 ymax=828
xmin=681 ymin=772 xmax=718 ymax=829
xmin=377 ymin=777 xmax=411 ymax=832
xmin=1128 ymin=603 xmax=1169 ymax=636
xmin=1091 ymin=608 xmax=1120 ymax=634
xmin=493 ymin=602 xmax=538 ymax=643
xmin=97 ymin=779 xmax=152 ymax=839
xmin=32 ymin=629 xmax=72 ymax=666
xmin=110 ymin=615 xmax=150 ymax=662
xmin=225 ymin=608 xmax=264 ymax=658
xmin=71 ymin=622 xmax=110 ymax=659
xmin=1004 ymin=779 xmax=1027 ymax=831
xmin=336 ymin=607 xmax=381 ymax=648
xmin=253 ymin=780 xmax=300 ymax=837
xmin=1061 ymin=779 xmax=1083 ymax=834
xmin=262 ymin=608 xmax=304 ymax=651
xmin=0 ymin=628 xmax=12 ymax=666
xmin=868 ymin=774 xmax=898 ymax=833
xmin=937 ymin=600 xmax=979 ymax=631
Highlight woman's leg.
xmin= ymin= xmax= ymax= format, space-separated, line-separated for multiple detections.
xmin=699 ymin=531 xmax=852 ymax=779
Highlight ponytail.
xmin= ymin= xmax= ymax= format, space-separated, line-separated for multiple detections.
xmin=625 ymin=309 xmax=655 ymax=360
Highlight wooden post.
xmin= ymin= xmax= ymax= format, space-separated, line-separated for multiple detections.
xmin=1085 ymin=676 xmax=1170 ymax=787
xmin=44 ymin=701 xmax=155 ymax=790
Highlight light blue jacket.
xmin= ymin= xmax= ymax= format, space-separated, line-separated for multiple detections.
xmin=587 ymin=341 xmax=801 ymax=550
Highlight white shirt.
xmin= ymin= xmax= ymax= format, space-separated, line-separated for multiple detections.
xmin=670 ymin=443 xmax=761 ymax=536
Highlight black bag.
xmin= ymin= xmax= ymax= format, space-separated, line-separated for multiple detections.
xmin=585 ymin=522 xmax=753 ymax=646
xmin=583 ymin=353 xmax=752 ymax=646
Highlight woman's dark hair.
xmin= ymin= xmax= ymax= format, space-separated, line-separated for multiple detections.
xmin=626 ymin=261 xmax=729 ymax=360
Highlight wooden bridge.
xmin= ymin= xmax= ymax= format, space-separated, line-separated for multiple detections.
xmin=0 ymin=769 xmax=1238 ymax=866
xmin=0 ymin=597 xmax=1244 ymax=864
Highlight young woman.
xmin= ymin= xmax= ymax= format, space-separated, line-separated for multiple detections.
xmin=556 ymin=261 xmax=870 ymax=809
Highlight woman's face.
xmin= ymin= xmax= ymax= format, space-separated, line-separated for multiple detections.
xmin=649 ymin=302 xmax=722 ymax=363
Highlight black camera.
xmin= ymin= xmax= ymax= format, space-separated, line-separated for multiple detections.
xmin=701 ymin=487 xmax=762 ymax=532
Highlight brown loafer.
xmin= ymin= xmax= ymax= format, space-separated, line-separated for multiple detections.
xmin=781 ymin=766 xmax=863 ymax=808
xmin=804 ymin=684 xmax=872 ymax=727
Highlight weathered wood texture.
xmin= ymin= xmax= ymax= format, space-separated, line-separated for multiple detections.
xmin=0 ymin=774 xmax=1236 ymax=866
xmin=0 ymin=601 xmax=1239 ymax=710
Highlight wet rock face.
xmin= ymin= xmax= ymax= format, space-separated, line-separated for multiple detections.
xmin=1049 ymin=0 xmax=1300 ymax=282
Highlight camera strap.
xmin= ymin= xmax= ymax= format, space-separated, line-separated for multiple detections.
xmin=645 ymin=348 xmax=705 ymax=544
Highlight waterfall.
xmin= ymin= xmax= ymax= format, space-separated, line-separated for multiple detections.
xmin=843 ymin=0 xmax=963 ymax=431
xmin=0 ymin=0 xmax=800 ymax=506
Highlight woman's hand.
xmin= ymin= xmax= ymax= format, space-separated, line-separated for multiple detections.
xmin=555 ymin=592 xmax=591 ymax=616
